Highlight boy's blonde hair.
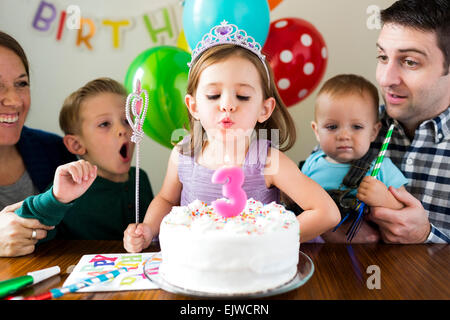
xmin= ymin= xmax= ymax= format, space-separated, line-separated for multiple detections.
xmin=59 ymin=77 xmax=127 ymax=135
xmin=315 ymin=74 xmax=380 ymax=120
xmin=181 ymin=44 xmax=297 ymax=155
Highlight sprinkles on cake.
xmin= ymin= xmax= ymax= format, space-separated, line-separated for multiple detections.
xmin=164 ymin=198 xmax=297 ymax=235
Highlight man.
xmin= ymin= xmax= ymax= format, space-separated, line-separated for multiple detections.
xmin=370 ymin=0 xmax=449 ymax=243
xmin=323 ymin=0 xmax=449 ymax=243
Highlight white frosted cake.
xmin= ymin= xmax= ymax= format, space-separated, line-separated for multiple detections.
xmin=158 ymin=198 xmax=300 ymax=294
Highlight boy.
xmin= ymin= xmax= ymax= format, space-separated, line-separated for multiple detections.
xmin=15 ymin=78 xmax=154 ymax=240
xmin=302 ymin=74 xmax=408 ymax=241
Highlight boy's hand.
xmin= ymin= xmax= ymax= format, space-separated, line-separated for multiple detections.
xmin=123 ymin=223 xmax=153 ymax=253
xmin=53 ymin=160 xmax=97 ymax=204
xmin=357 ymin=176 xmax=390 ymax=207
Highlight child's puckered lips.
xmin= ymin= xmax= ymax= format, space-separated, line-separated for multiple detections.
xmin=219 ymin=117 xmax=234 ymax=128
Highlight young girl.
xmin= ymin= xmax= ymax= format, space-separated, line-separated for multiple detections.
xmin=123 ymin=22 xmax=340 ymax=252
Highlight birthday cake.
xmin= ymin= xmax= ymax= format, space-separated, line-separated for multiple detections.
xmin=158 ymin=198 xmax=300 ymax=294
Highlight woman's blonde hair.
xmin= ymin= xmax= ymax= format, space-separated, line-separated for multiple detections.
xmin=180 ymin=44 xmax=296 ymax=155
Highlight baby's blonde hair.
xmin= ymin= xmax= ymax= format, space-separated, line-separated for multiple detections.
xmin=315 ymin=74 xmax=380 ymax=121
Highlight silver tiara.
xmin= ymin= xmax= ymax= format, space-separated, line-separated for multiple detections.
xmin=188 ymin=20 xmax=270 ymax=87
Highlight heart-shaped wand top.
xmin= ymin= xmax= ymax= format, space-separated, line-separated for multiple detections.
xmin=125 ymin=79 xmax=149 ymax=143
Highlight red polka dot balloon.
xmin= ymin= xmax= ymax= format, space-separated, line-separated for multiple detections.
xmin=263 ymin=17 xmax=328 ymax=107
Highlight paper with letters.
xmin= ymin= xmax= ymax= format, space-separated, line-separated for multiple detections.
xmin=63 ymin=252 xmax=160 ymax=292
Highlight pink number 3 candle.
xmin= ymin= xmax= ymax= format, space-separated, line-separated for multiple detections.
xmin=211 ymin=166 xmax=248 ymax=218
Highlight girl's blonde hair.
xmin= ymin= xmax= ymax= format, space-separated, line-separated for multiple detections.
xmin=180 ymin=44 xmax=296 ymax=155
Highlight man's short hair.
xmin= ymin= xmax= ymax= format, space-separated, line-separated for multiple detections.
xmin=380 ymin=0 xmax=450 ymax=74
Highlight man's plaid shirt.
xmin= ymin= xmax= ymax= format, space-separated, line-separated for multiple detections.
xmin=371 ymin=106 xmax=450 ymax=243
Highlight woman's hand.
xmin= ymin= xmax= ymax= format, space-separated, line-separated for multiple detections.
xmin=0 ymin=201 xmax=55 ymax=257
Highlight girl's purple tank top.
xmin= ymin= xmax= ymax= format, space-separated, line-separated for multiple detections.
xmin=178 ymin=138 xmax=280 ymax=206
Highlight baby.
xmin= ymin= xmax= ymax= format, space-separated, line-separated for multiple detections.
xmin=302 ymin=74 xmax=408 ymax=242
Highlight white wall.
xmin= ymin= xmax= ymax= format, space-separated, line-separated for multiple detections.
xmin=0 ymin=0 xmax=395 ymax=193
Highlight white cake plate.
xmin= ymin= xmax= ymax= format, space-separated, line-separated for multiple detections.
xmin=143 ymin=251 xmax=314 ymax=299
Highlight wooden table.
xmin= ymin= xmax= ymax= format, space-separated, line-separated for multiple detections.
xmin=0 ymin=240 xmax=449 ymax=300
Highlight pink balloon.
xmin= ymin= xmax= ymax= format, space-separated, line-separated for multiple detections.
xmin=263 ymin=17 xmax=328 ymax=107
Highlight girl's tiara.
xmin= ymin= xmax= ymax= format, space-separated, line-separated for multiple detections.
xmin=187 ymin=20 xmax=271 ymax=87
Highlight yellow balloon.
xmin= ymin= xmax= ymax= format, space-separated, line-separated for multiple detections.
xmin=176 ymin=29 xmax=191 ymax=53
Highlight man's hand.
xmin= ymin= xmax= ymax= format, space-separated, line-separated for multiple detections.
xmin=369 ymin=186 xmax=430 ymax=243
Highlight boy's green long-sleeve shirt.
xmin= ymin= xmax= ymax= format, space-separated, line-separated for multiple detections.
xmin=16 ymin=168 xmax=153 ymax=241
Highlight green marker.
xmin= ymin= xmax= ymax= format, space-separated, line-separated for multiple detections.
xmin=0 ymin=266 xmax=60 ymax=298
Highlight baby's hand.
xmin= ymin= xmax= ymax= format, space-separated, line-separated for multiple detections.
xmin=123 ymin=223 xmax=153 ymax=253
xmin=53 ymin=160 xmax=97 ymax=204
xmin=357 ymin=176 xmax=389 ymax=207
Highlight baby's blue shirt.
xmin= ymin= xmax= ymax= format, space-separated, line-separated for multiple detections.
xmin=302 ymin=150 xmax=408 ymax=195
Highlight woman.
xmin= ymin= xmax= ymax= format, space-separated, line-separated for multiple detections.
xmin=0 ymin=31 xmax=76 ymax=256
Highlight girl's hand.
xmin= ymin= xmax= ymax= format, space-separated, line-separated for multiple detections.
xmin=52 ymin=160 xmax=97 ymax=204
xmin=123 ymin=223 xmax=153 ymax=253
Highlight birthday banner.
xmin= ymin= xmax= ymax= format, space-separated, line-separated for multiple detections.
xmin=31 ymin=0 xmax=181 ymax=50
xmin=63 ymin=253 xmax=160 ymax=292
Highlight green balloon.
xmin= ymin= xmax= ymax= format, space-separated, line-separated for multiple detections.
xmin=124 ymin=46 xmax=190 ymax=149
